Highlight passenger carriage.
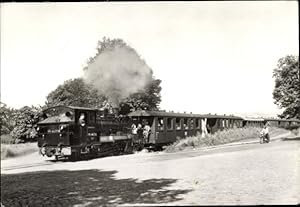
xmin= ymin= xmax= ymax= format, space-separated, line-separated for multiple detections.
xmin=264 ymin=118 xmax=300 ymax=128
xmin=127 ymin=110 xmax=244 ymax=149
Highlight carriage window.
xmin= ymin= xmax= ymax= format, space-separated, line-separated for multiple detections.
xmin=157 ymin=118 xmax=164 ymax=131
xmin=175 ymin=118 xmax=181 ymax=130
xmin=195 ymin=118 xmax=200 ymax=129
xmin=233 ymin=120 xmax=237 ymax=128
xmin=190 ymin=119 xmax=194 ymax=129
xmin=167 ymin=118 xmax=173 ymax=130
xmin=183 ymin=118 xmax=188 ymax=130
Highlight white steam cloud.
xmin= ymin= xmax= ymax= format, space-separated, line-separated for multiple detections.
xmin=83 ymin=46 xmax=152 ymax=107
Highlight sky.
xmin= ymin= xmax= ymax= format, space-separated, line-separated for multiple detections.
xmin=1 ymin=2 xmax=298 ymax=117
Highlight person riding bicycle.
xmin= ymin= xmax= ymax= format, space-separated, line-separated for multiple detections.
xmin=260 ymin=122 xmax=270 ymax=143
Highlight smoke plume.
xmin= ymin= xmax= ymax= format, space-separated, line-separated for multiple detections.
xmin=83 ymin=46 xmax=152 ymax=107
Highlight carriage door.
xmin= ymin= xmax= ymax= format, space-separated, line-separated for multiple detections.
xmin=77 ymin=110 xmax=88 ymax=145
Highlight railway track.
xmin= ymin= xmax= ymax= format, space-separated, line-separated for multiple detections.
xmin=1 ymin=133 xmax=292 ymax=172
xmin=1 ymin=162 xmax=54 ymax=171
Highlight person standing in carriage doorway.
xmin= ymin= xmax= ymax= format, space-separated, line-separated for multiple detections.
xmin=137 ymin=123 xmax=143 ymax=143
xmin=143 ymin=121 xmax=151 ymax=143
xmin=131 ymin=123 xmax=137 ymax=135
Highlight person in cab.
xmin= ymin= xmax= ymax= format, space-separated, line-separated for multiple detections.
xmin=79 ymin=113 xmax=86 ymax=127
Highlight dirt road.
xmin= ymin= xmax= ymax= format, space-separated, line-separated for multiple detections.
xmin=1 ymin=137 xmax=299 ymax=206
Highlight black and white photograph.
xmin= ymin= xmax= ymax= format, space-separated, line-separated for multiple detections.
xmin=1 ymin=1 xmax=299 ymax=206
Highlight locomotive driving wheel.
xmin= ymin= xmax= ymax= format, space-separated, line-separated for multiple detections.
xmin=123 ymin=140 xmax=134 ymax=154
xmin=133 ymin=142 xmax=144 ymax=152
xmin=70 ymin=151 xmax=80 ymax=161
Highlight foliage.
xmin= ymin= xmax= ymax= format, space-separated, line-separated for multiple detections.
xmin=119 ymin=79 xmax=162 ymax=114
xmin=45 ymin=78 xmax=107 ymax=108
xmin=0 ymin=102 xmax=17 ymax=135
xmin=85 ymin=37 xmax=128 ymax=67
xmin=273 ymin=55 xmax=300 ymax=119
xmin=10 ymin=106 xmax=42 ymax=143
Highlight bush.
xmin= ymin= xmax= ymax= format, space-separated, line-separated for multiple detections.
xmin=10 ymin=106 xmax=42 ymax=142
xmin=283 ymin=125 xmax=300 ymax=131
xmin=291 ymin=128 xmax=300 ymax=136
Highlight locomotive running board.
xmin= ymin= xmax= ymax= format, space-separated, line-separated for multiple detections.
xmin=100 ymin=135 xmax=131 ymax=142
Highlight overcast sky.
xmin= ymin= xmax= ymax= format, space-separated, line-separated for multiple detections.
xmin=1 ymin=2 xmax=298 ymax=117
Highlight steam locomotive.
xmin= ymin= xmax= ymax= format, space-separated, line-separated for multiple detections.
xmin=37 ymin=105 xmax=300 ymax=160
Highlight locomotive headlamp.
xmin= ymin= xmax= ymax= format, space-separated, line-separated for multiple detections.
xmin=37 ymin=127 xmax=40 ymax=132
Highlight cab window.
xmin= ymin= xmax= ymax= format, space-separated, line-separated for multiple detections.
xmin=78 ymin=112 xmax=87 ymax=126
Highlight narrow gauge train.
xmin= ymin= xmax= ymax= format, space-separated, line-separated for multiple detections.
xmin=37 ymin=105 xmax=300 ymax=160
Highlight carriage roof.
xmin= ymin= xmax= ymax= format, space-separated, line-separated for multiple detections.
xmin=43 ymin=105 xmax=100 ymax=112
xmin=127 ymin=110 xmax=243 ymax=120
xmin=264 ymin=118 xmax=300 ymax=122
xmin=240 ymin=117 xmax=265 ymax=122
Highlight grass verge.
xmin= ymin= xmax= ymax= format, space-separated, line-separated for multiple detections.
xmin=1 ymin=142 xmax=38 ymax=160
xmin=0 ymin=134 xmax=14 ymax=144
xmin=164 ymin=127 xmax=289 ymax=153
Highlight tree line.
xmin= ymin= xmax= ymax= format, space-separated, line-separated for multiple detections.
xmin=0 ymin=37 xmax=299 ymax=143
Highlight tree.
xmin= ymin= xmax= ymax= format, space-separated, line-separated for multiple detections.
xmin=10 ymin=106 xmax=42 ymax=143
xmin=0 ymin=102 xmax=17 ymax=135
xmin=272 ymin=55 xmax=300 ymax=119
xmin=119 ymin=79 xmax=162 ymax=114
xmin=45 ymin=78 xmax=107 ymax=108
